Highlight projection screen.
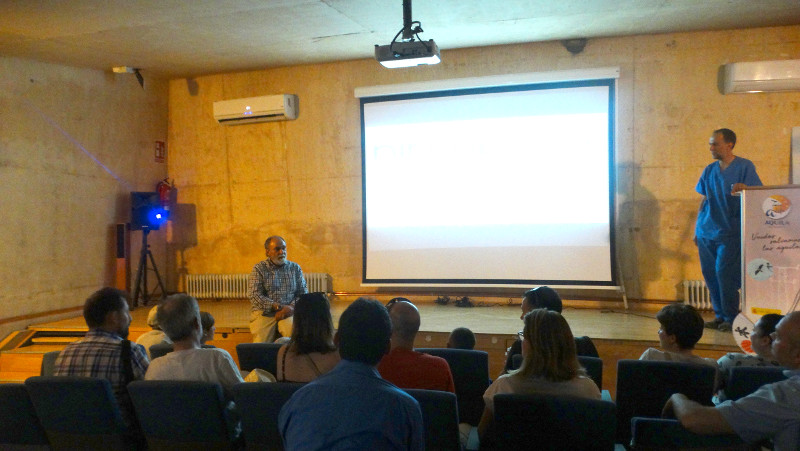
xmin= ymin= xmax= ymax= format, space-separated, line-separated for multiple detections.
xmin=358 ymin=69 xmax=618 ymax=287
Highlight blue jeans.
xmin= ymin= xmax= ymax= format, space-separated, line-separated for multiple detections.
xmin=696 ymin=236 xmax=741 ymax=323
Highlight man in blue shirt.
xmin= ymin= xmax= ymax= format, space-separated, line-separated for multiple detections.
xmin=664 ymin=311 xmax=800 ymax=451
xmin=695 ymin=128 xmax=762 ymax=332
xmin=279 ymin=298 xmax=424 ymax=450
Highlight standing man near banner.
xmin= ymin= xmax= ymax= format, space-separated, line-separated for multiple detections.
xmin=249 ymin=236 xmax=307 ymax=342
xmin=695 ymin=128 xmax=762 ymax=332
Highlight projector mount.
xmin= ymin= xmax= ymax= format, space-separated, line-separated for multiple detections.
xmin=391 ymin=0 xmax=431 ymax=55
xmin=375 ymin=0 xmax=440 ymax=68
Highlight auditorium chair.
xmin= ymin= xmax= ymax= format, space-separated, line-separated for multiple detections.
xmin=25 ymin=376 xmax=138 ymax=450
xmin=725 ymin=366 xmax=787 ymax=401
xmin=0 ymin=383 xmax=49 ymax=450
xmin=615 ymin=360 xmax=717 ymax=445
xmin=128 ymin=380 xmax=240 ymax=451
xmin=236 ymin=342 xmax=282 ymax=375
xmin=231 ymin=381 xmax=305 ymax=451
xmin=512 ymin=354 xmax=603 ymax=390
xmin=415 ymin=348 xmax=490 ymax=425
xmin=149 ymin=343 xmax=215 ymax=359
xmin=39 ymin=350 xmax=60 ymax=376
xmin=493 ymin=393 xmax=621 ymax=451
xmin=405 ymin=389 xmax=461 ymax=451
xmin=630 ymin=417 xmax=752 ymax=450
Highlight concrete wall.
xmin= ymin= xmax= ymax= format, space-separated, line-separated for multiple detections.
xmin=0 ymin=57 xmax=168 ymax=338
xmin=162 ymin=25 xmax=797 ymax=302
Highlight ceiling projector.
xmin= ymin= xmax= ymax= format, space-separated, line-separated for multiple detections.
xmin=375 ymin=40 xmax=440 ymax=68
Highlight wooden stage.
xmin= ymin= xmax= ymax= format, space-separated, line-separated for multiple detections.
xmin=3 ymin=299 xmax=739 ymax=397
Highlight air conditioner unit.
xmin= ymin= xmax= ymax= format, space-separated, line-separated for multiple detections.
xmin=213 ymin=94 xmax=298 ymax=125
xmin=722 ymin=59 xmax=800 ymax=94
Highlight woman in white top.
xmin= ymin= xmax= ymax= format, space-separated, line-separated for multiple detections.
xmin=276 ymin=292 xmax=340 ymax=382
xmin=639 ymin=303 xmax=718 ymax=368
xmin=478 ymin=308 xmax=600 ymax=441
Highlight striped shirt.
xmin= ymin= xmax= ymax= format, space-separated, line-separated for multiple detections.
xmin=55 ymin=329 xmax=149 ymax=425
xmin=249 ymin=259 xmax=307 ymax=314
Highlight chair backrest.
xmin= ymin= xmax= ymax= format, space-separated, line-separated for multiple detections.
xmin=494 ymin=393 xmax=617 ymax=451
xmin=236 ymin=343 xmax=283 ymax=374
xmin=231 ymin=382 xmax=305 ymax=451
xmin=578 ymin=355 xmax=603 ymax=390
xmin=25 ymin=376 xmax=133 ymax=451
xmin=149 ymin=343 xmax=215 ymax=359
xmin=615 ymin=360 xmax=717 ymax=444
xmin=40 ymin=350 xmax=60 ymax=376
xmin=0 ymin=383 xmax=49 ymax=448
xmin=404 ymin=389 xmax=460 ymax=451
xmin=575 ymin=336 xmax=600 ymax=358
xmin=726 ymin=366 xmax=787 ymax=401
xmin=148 ymin=343 xmax=173 ymax=359
xmin=631 ymin=417 xmax=750 ymax=450
xmin=128 ymin=380 xmax=236 ymax=451
xmin=415 ymin=348 xmax=490 ymax=425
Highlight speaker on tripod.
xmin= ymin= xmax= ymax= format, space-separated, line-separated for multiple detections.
xmin=130 ymin=192 xmax=169 ymax=307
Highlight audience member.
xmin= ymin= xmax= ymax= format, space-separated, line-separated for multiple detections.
xmin=276 ymin=292 xmax=340 ymax=382
xmin=279 ymin=298 xmax=424 ymax=450
xmin=718 ymin=313 xmax=783 ymax=370
xmin=479 ymin=308 xmax=600 ymax=442
xmin=248 ymin=236 xmax=307 ymax=342
xmin=200 ymin=311 xmax=216 ymax=344
xmin=503 ymin=286 xmax=599 ymax=374
xmin=377 ymin=298 xmax=455 ymax=392
xmin=145 ymin=294 xmax=243 ymax=395
xmin=55 ymin=287 xmax=149 ymax=430
xmin=639 ymin=303 xmax=717 ymax=368
xmin=715 ymin=313 xmax=783 ymax=402
xmin=448 ymin=326 xmax=476 ymax=350
xmin=135 ymin=305 xmax=171 ymax=358
xmin=663 ymin=312 xmax=800 ymax=451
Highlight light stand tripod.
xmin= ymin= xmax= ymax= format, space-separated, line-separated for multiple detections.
xmin=132 ymin=227 xmax=166 ymax=307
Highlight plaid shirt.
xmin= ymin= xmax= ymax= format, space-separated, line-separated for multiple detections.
xmin=249 ymin=259 xmax=307 ymax=315
xmin=55 ymin=329 xmax=149 ymax=425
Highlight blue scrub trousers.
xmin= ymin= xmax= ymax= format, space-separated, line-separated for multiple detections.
xmin=696 ymin=236 xmax=741 ymax=323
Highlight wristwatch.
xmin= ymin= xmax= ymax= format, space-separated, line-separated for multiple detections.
xmin=271 ymin=302 xmax=283 ymax=312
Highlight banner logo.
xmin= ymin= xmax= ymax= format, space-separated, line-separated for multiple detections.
xmin=762 ymin=195 xmax=791 ymax=220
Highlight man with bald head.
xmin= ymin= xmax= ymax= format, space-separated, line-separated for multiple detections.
xmin=377 ymin=298 xmax=455 ymax=392
xmin=663 ymin=311 xmax=800 ymax=450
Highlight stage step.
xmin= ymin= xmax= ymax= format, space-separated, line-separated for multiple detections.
xmin=0 ymin=371 xmax=34 ymax=383
xmin=30 ymin=336 xmax=80 ymax=344
xmin=0 ymin=350 xmax=47 ymax=374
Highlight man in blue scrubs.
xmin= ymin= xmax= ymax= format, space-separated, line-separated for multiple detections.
xmin=695 ymin=128 xmax=762 ymax=332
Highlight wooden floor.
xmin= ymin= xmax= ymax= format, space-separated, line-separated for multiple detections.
xmin=6 ymin=299 xmax=739 ymax=397
xmin=33 ymin=299 xmax=738 ymax=346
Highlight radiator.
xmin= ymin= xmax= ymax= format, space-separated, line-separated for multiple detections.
xmin=683 ymin=279 xmax=712 ymax=310
xmin=682 ymin=279 xmax=746 ymax=312
xmin=186 ymin=273 xmax=333 ymax=299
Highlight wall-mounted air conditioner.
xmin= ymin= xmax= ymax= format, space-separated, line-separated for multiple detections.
xmin=213 ymin=94 xmax=298 ymax=125
xmin=722 ymin=59 xmax=800 ymax=94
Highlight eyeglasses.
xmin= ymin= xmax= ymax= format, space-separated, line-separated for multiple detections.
xmin=386 ymin=297 xmax=410 ymax=310
xmin=517 ymin=331 xmax=525 ymax=340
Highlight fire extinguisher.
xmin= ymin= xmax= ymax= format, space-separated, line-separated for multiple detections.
xmin=156 ymin=178 xmax=174 ymax=211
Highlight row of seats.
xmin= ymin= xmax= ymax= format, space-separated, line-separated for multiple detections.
xmin=26 ymin=346 xmax=786 ymax=450
xmin=4 ymin=372 xmax=774 ymax=451
xmin=1 ymin=377 xmax=460 ymax=451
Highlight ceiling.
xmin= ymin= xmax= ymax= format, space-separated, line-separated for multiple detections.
xmin=1 ymin=0 xmax=799 ymax=79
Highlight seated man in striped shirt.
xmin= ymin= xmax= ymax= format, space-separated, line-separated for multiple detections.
xmin=248 ymin=235 xmax=307 ymax=342
xmin=55 ymin=287 xmax=149 ymax=430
